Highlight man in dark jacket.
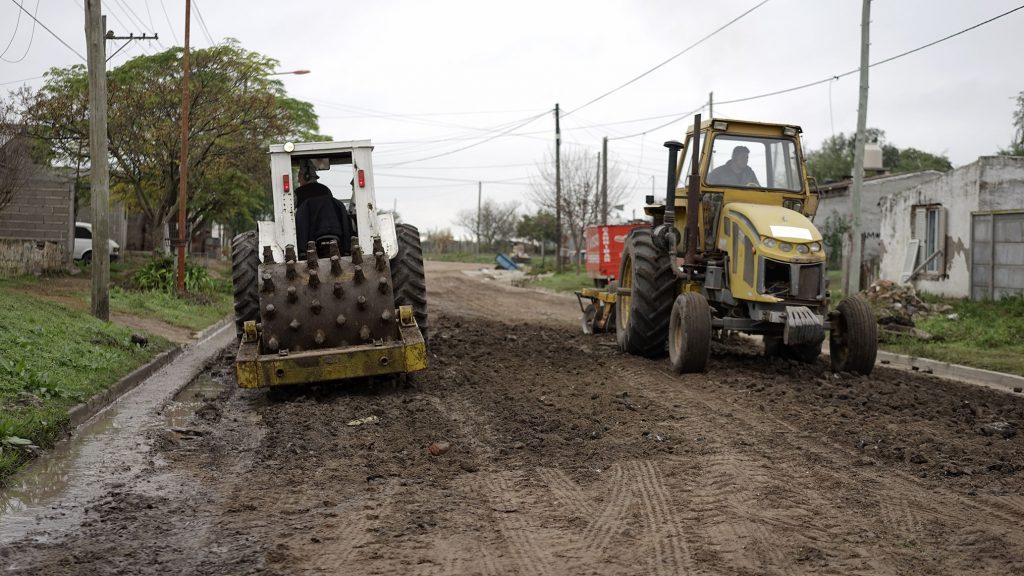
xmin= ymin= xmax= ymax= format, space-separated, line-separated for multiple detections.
xmin=294 ymin=160 xmax=352 ymax=256
xmin=708 ymin=145 xmax=760 ymax=187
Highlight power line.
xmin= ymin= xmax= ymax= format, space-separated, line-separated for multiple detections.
xmin=565 ymin=0 xmax=771 ymax=117
xmin=0 ymin=74 xmax=43 ymax=87
xmin=0 ymin=0 xmax=24 ymax=60
xmin=0 ymin=0 xmax=36 ymax=63
xmin=159 ymin=0 xmax=179 ymax=44
xmin=7 ymin=0 xmax=84 ymax=61
xmin=192 ymin=0 xmax=215 ymax=45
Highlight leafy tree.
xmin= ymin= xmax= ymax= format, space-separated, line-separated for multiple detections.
xmin=455 ymin=198 xmax=519 ymax=251
xmin=23 ymin=40 xmax=323 ymax=249
xmin=425 ymin=227 xmax=455 ymax=254
xmin=516 ymin=209 xmax=558 ymax=265
xmin=530 ymin=145 xmax=630 ymax=272
xmin=998 ymin=91 xmax=1024 ymax=156
xmin=806 ymin=128 xmax=951 ymax=182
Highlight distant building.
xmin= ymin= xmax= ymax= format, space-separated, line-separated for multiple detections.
xmin=878 ymin=156 xmax=1024 ymax=299
xmin=0 ymin=135 xmax=75 ymax=277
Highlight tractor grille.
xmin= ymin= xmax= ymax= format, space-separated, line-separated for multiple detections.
xmin=797 ymin=263 xmax=824 ymax=299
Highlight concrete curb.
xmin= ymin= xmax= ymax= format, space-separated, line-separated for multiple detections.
xmin=875 ymin=350 xmax=1024 ymax=396
xmin=66 ymin=315 xmax=233 ymax=430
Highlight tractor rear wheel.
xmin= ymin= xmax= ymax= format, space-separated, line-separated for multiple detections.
xmin=391 ymin=223 xmax=428 ymax=341
xmin=668 ymin=292 xmax=712 ymax=373
xmin=829 ymin=295 xmax=878 ymax=375
xmin=231 ymin=230 xmax=260 ymax=340
xmin=615 ymin=227 xmax=674 ymax=357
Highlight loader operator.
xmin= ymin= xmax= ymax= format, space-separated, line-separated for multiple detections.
xmin=708 ymin=145 xmax=760 ymax=188
xmin=295 ymin=159 xmax=352 ymax=257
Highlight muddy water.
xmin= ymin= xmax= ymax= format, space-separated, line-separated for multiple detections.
xmin=0 ymin=325 xmax=233 ymax=543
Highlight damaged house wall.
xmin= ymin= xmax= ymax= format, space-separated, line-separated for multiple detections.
xmin=878 ymin=156 xmax=1024 ymax=299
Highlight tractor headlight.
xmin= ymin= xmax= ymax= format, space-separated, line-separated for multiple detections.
xmin=796 ymin=243 xmax=809 ymax=254
xmin=783 ymin=199 xmax=804 ymax=213
xmin=762 ymin=237 xmax=777 ymax=249
xmin=779 ymin=242 xmax=793 ymax=252
xmin=809 ymin=242 xmax=822 ymax=253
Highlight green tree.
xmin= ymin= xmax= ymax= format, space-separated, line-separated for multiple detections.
xmin=998 ymin=91 xmax=1024 ymax=156
xmin=23 ymin=40 xmax=324 ymax=248
xmin=516 ymin=209 xmax=558 ymax=265
xmin=806 ymin=128 xmax=951 ymax=182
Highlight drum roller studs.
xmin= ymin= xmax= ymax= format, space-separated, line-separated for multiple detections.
xmin=286 ymin=260 xmax=297 ymax=280
xmin=262 ymin=245 xmax=275 ymax=264
xmin=374 ymin=251 xmax=385 ymax=271
xmin=310 ymin=299 xmax=322 ymax=315
xmin=265 ymin=303 xmax=276 ymax=318
xmin=372 ymin=237 xmax=384 ymax=254
xmin=267 ymin=337 xmax=279 ymax=352
xmin=289 ymin=318 xmax=301 ymax=331
xmin=330 ymin=255 xmax=342 ymax=275
xmin=333 ymin=282 xmax=344 ymax=298
xmin=314 ymin=329 xmax=326 ymax=345
xmin=377 ymin=277 xmax=389 ymax=294
xmin=261 ymin=273 xmax=274 ymax=293
xmin=328 ymin=240 xmax=341 ymax=259
xmin=306 ymin=241 xmax=319 ymax=269
xmin=353 ymin=265 xmax=365 ymax=283
xmin=287 ymin=286 xmax=297 ymax=303
xmin=381 ymin=309 xmax=393 ymax=322
xmin=357 ymin=295 xmax=367 ymax=309
xmin=309 ymin=270 xmax=321 ymax=288
xmin=285 ymin=244 xmax=296 ymax=262
xmin=336 ymin=313 xmax=347 ymax=326
xmin=351 ymin=239 xmax=363 ymax=265
xmin=359 ymin=325 xmax=371 ymax=341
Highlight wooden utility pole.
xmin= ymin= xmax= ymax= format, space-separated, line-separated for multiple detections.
xmin=176 ymin=0 xmax=192 ymax=292
xmin=476 ymin=181 xmax=482 ymax=254
xmin=85 ymin=2 xmax=109 ymax=321
xmin=554 ymin=103 xmax=562 ymax=273
xmin=601 ymin=136 xmax=608 ymax=225
xmin=847 ymin=0 xmax=871 ymax=296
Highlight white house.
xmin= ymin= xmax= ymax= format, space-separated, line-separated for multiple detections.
xmin=878 ymin=156 xmax=1024 ymax=299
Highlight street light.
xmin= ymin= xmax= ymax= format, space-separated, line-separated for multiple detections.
xmin=270 ymin=69 xmax=310 ymax=76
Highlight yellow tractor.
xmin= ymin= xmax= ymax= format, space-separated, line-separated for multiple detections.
xmin=231 ymin=140 xmax=427 ymax=388
xmin=616 ymin=116 xmax=877 ymax=374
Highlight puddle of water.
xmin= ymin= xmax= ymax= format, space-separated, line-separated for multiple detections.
xmin=163 ymin=373 xmax=226 ymax=429
xmin=0 ymin=326 xmax=233 ymax=544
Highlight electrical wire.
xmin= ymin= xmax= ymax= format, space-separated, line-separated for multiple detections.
xmin=0 ymin=0 xmax=23 ymax=59
xmin=0 ymin=0 xmax=36 ymax=63
xmin=159 ymin=0 xmax=179 ymax=45
xmin=112 ymin=0 xmax=164 ymax=49
xmin=565 ymin=0 xmax=771 ymax=117
xmin=0 ymin=74 xmax=43 ymax=87
xmin=192 ymin=0 xmax=215 ymax=45
xmin=7 ymin=0 xmax=85 ymax=61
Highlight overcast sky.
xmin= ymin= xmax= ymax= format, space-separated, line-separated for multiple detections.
xmin=2 ymin=0 xmax=1023 ymax=237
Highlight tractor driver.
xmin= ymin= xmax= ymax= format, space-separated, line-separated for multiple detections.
xmin=295 ymin=159 xmax=352 ymax=256
xmin=707 ymin=145 xmax=760 ymax=188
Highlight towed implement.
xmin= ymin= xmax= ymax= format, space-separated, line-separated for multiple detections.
xmin=232 ymin=140 xmax=427 ymax=388
xmin=613 ymin=116 xmax=877 ymax=374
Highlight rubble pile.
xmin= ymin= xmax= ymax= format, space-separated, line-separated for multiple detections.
xmin=862 ymin=280 xmax=955 ymax=342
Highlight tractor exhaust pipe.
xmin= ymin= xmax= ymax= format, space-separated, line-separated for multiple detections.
xmin=684 ymin=113 xmax=701 ymax=266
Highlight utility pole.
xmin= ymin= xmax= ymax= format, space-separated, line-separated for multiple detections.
xmin=85 ymin=2 xmax=109 ymax=321
xmin=708 ymin=91 xmax=714 ymax=118
xmin=476 ymin=181 xmax=482 ymax=254
xmin=554 ymin=103 xmax=562 ymax=273
xmin=601 ymin=136 xmax=608 ymax=225
xmin=176 ymin=0 xmax=192 ymax=293
xmin=847 ymin=0 xmax=871 ymax=297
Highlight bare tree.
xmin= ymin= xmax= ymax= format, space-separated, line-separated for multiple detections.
xmin=0 ymin=93 xmax=33 ymax=215
xmin=455 ymin=198 xmax=519 ymax=251
xmin=530 ymin=145 xmax=631 ymax=272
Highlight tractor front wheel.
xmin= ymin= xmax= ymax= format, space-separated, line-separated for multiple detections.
xmin=615 ymin=228 xmax=674 ymax=358
xmin=829 ymin=295 xmax=878 ymax=375
xmin=668 ymin=292 xmax=712 ymax=373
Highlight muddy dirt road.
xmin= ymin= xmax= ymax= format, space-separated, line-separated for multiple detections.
xmin=3 ymin=261 xmax=1024 ymax=575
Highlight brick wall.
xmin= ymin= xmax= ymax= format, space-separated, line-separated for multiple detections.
xmin=0 ymin=161 xmax=75 ymax=276
xmin=0 ymin=239 xmax=68 ymax=276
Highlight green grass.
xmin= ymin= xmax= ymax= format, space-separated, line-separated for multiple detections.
xmin=0 ymin=288 xmax=171 ymax=484
xmin=530 ymin=270 xmax=594 ymax=293
xmin=424 ymin=251 xmax=499 ymax=265
xmin=109 ymin=287 xmax=232 ymax=331
xmin=881 ymin=295 xmax=1024 ymax=376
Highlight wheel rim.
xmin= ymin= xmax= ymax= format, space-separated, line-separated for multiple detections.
xmin=620 ymin=253 xmax=633 ymax=327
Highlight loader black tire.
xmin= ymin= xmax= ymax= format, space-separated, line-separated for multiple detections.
xmin=669 ymin=292 xmax=712 ymax=373
xmin=829 ymin=295 xmax=878 ymax=375
xmin=615 ymin=227 xmax=674 ymax=358
xmin=391 ymin=223 xmax=428 ymax=341
xmin=231 ymin=230 xmax=260 ymax=340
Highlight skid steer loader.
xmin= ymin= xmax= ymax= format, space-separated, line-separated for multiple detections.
xmin=616 ymin=116 xmax=877 ymax=374
xmin=231 ymin=140 xmax=427 ymax=388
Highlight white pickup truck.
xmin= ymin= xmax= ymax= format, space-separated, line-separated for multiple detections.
xmin=73 ymin=222 xmax=120 ymax=262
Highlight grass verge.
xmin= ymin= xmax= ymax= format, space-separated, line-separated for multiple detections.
xmin=425 ymin=252 xmax=498 ymax=265
xmin=109 ymin=287 xmax=232 ymax=331
xmin=0 ymin=288 xmax=171 ymax=484
xmin=530 ymin=270 xmax=594 ymax=293
xmin=880 ymin=295 xmax=1024 ymax=377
